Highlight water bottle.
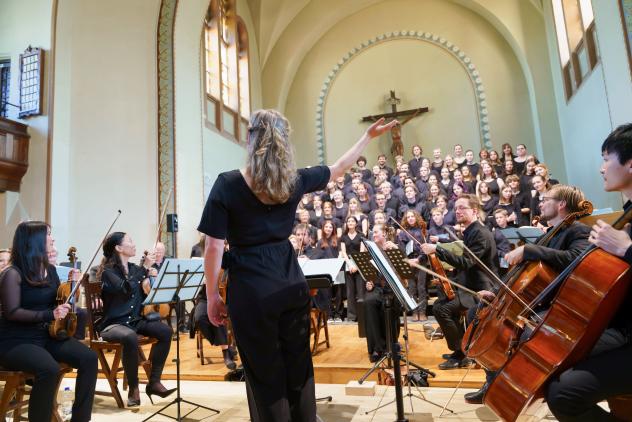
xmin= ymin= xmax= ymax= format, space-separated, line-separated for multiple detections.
xmin=60 ymin=386 xmax=73 ymax=421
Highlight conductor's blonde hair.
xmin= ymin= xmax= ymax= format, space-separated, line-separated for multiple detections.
xmin=246 ymin=109 xmax=297 ymax=204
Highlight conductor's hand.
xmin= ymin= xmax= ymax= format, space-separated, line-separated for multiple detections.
xmin=53 ymin=303 xmax=71 ymax=320
xmin=365 ymin=117 xmax=399 ymax=139
xmin=590 ymin=220 xmax=632 ymax=258
xmin=208 ymin=292 xmax=228 ymax=327
xmin=504 ymin=245 xmax=525 ymax=266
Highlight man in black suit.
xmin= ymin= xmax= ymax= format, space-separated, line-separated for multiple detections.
xmin=420 ymin=194 xmax=498 ymax=369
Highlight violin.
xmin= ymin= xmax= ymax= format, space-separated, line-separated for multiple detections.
xmin=141 ymin=250 xmax=171 ymax=319
xmin=49 ymin=247 xmax=80 ymax=340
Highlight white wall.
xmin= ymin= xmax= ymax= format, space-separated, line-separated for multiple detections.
xmin=52 ymin=0 xmax=161 ymax=259
xmin=543 ymin=1 xmax=632 ymax=209
xmin=0 ymin=0 xmax=53 ymax=248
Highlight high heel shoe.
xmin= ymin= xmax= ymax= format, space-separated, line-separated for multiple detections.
xmin=146 ymin=382 xmax=177 ymax=404
xmin=127 ymin=387 xmax=141 ymax=407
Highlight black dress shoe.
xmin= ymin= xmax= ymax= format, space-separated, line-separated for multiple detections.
xmin=369 ymin=351 xmax=381 ymax=363
xmin=223 ymin=349 xmax=237 ymax=370
xmin=442 ymin=352 xmax=458 ymax=360
xmin=438 ymin=357 xmax=469 ymax=370
xmin=464 ymin=383 xmax=488 ymax=404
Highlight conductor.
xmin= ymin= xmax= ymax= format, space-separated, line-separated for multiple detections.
xmin=198 ymin=109 xmax=396 ymax=421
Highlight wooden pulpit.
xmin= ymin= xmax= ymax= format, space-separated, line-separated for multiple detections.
xmin=0 ymin=117 xmax=30 ymax=192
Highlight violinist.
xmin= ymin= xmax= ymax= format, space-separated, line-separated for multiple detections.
xmin=420 ymin=194 xmax=498 ymax=370
xmin=0 ymin=221 xmax=97 ymax=422
xmin=396 ymin=210 xmax=428 ymax=321
xmin=97 ymin=232 xmax=175 ymax=407
xmin=546 ymin=124 xmax=632 ymax=421
xmin=48 ymin=245 xmax=89 ymax=340
xmin=364 ymin=224 xmax=402 ymax=362
xmin=467 ymin=185 xmax=591 ymax=404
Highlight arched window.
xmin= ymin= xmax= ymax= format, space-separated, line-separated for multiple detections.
xmin=203 ymin=0 xmax=250 ymax=143
xmin=551 ymin=0 xmax=598 ymax=100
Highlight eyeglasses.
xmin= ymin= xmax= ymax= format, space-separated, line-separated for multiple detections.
xmin=454 ymin=206 xmax=473 ymax=211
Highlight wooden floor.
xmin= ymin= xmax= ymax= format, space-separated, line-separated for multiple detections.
xmin=129 ymin=321 xmax=486 ymax=389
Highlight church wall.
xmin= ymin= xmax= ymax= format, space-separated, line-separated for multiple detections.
xmin=283 ymin=0 xmax=535 ymax=169
xmin=51 ymin=0 xmax=161 ymax=259
xmin=175 ymin=0 xmax=260 ymax=257
xmin=0 ymin=0 xmax=53 ymax=248
xmin=543 ymin=1 xmax=632 ymax=210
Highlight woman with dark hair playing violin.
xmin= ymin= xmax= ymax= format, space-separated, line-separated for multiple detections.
xmin=0 ymin=221 xmax=97 ymax=422
xmin=97 ymin=231 xmax=175 ymax=407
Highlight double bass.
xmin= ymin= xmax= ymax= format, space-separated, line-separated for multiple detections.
xmin=484 ymin=205 xmax=632 ymax=421
xmin=462 ymin=201 xmax=593 ymax=371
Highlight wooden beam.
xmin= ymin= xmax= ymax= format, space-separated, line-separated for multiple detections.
xmin=361 ymin=106 xmax=429 ymax=122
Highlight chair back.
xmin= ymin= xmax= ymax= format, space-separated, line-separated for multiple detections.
xmin=81 ymin=273 xmax=104 ymax=341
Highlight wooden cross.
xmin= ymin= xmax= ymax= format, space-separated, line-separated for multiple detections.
xmin=361 ymin=90 xmax=429 ymax=157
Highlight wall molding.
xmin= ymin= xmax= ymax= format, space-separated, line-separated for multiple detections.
xmin=156 ymin=0 xmax=178 ymax=254
xmin=315 ymin=30 xmax=491 ymax=164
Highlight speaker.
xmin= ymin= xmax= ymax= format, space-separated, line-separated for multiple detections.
xmin=167 ymin=213 xmax=179 ymax=233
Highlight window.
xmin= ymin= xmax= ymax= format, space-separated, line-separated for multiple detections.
xmin=0 ymin=60 xmax=10 ymax=118
xmin=203 ymin=0 xmax=250 ymax=143
xmin=552 ymin=0 xmax=599 ymax=100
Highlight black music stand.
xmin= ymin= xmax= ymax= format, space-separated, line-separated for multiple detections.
xmin=357 ymin=242 xmax=445 ymax=421
xmin=142 ymin=259 xmax=219 ymax=421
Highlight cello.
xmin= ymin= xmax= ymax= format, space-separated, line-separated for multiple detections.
xmin=483 ymin=205 xmax=632 ymax=421
xmin=462 ymin=201 xmax=593 ymax=371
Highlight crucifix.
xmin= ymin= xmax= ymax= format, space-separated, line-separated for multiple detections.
xmin=361 ymin=90 xmax=429 ymax=158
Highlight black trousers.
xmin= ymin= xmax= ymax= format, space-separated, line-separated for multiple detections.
xmin=0 ymin=335 xmax=98 ymax=422
xmin=194 ymin=299 xmax=229 ymax=345
xmin=345 ymin=271 xmax=365 ymax=321
xmin=546 ymin=328 xmax=632 ymax=421
xmin=100 ymin=320 xmax=172 ymax=387
xmin=364 ymin=287 xmax=401 ymax=355
xmin=407 ymin=269 xmax=427 ymax=314
xmin=433 ymin=296 xmax=466 ymax=353
xmin=227 ymin=240 xmax=316 ymax=422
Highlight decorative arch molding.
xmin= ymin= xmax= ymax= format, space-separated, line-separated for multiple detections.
xmin=315 ymin=31 xmax=491 ymax=164
xmin=156 ymin=0 xmax=178 ymax=254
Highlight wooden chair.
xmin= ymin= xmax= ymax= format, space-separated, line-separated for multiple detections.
xmin=310 ymin=307 xmax=330 ymax=355
xmin=82 ymin=275 xmax=157 ymax=408
xmin=0 ymin=364 xmax=72 ymax=422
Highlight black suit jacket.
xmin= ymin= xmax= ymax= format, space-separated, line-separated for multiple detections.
xmin=523 ymin=221 xmax=591 ymax=272
xmin=435 ymin=221 xmax=498 ymax=308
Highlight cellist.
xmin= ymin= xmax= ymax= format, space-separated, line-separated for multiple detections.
xmin=467 ymin=184 xmax=591 ymax=404
xmin=420 ymin=194 xmax=498 ymax=370
xmin=546 ymin=124 xmax=632 ymax=421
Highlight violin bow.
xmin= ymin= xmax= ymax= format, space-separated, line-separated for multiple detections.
xmin=64 ymin=209 xmax=122 ymax=305
xmin=444 ymin=226 xmax=542 ymax=321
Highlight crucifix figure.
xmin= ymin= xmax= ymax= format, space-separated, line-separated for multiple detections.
xmin=361 ymin=90 xmax=429 ymax=158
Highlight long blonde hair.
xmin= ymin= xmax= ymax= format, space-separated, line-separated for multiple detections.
xmin=247 ymin=109 xmax=297 ymax=203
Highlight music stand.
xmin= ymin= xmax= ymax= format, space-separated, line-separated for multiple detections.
xmin=358 ymin=242 xmax=446 ymax=420
xmin=142 ymin=259 xmax=219 ymax=422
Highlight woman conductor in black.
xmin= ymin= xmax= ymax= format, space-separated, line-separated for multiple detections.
xmin=198 ymin=109 xmax=396 ymax=421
